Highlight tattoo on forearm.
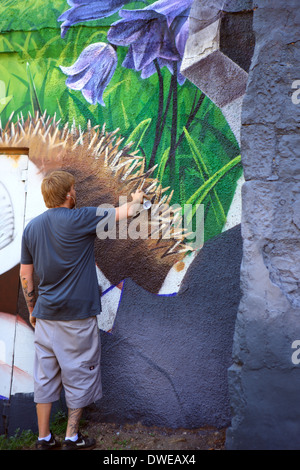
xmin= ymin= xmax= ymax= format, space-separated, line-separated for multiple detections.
xmin=21 ymin=276 xmax=36 ymax=311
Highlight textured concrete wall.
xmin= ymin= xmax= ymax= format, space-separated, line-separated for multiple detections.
xmin=226 ymin=0 xmax=300 ymax=450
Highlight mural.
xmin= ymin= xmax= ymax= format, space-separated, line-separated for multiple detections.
xmin=0 ymin=0 xmax=244 ymax=418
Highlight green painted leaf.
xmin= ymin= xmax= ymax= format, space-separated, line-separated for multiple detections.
xmin=186 ymin=154 xmax=242 ymax=223
xmin=157 ymin=147 xmax=170 ymax=181
xmin=125 ymin=118 xmax=152 ymax=151
xmin=26 ymin=62 xmax=42 ymax=115
xmin=183 ymin=126 xmax=226 ymax=225
xmin=103 ymin=79 xmax=127 ymax=101
xmin=0 ymin=95 xmax=13 ymax=114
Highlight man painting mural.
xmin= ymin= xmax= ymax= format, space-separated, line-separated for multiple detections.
xmin=20 ymin=170 xmax=146 ymax=450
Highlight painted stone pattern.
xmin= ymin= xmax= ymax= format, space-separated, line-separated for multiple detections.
xmin=0 ymin=0 xmax=251 ymax=432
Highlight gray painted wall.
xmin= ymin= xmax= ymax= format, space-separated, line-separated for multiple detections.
xmin=94 ymin=225 xmax=242 ymax=429
xmin=226 ymin=0 xmax=300 ymax=450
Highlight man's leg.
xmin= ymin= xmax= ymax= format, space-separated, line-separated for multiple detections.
xmin=63 ymin=407 xmax=96 ymax=449
xmin=35 ymin=402 xmax=61 ymax=450
xmin=36 ymin=403 xmax=52 ymax=438
xmin=34 ymin=319 xmax=61 ymax=443
xmin=66 ymin=408 xmax=83 ymax=438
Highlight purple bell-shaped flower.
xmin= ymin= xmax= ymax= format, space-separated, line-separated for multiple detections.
xmin=58 ymin=0 xmax=132 ymax=37
xmin=60 ymin=42 xmax=118 ymax=106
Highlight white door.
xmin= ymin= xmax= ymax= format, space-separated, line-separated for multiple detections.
xmin=0 ymin=152 xmax=32 ymax=400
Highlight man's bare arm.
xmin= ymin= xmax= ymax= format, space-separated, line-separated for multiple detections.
xmin=115 ymin=189 xmax=146 ymax=221
xmin=20 ymin=264 xmax=36 ymax=328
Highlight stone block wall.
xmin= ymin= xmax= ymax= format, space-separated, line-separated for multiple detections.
xmin=226 ymin=0 xmax=300 ymax=450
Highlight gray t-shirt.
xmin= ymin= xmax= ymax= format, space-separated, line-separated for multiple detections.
xmin=21 ymin=206 xmax=115 ymax=321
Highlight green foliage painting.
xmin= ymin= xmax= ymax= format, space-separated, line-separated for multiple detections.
xmin=0 ymin=0 xmax=242 ymax=242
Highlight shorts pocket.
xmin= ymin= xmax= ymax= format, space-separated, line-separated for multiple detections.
xmin=80 ymin=358 xmax=100 ymax=372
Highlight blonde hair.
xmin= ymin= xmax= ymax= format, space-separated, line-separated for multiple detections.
xmin=41 ymin=170 xmax=75 ymax=208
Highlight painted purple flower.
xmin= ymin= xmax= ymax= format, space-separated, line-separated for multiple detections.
xmin=107 ymin=0 xmax=193 ymax=84
xmin=60 ymin=42 xmax=118 ymax=106
xmin=147 ymin=0 xmax=193 ymax=27
xmin=58 ymin=0 xmax=132 ymax=38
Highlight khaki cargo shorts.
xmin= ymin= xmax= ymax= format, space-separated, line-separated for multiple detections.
xmin=33 ymin=316 xmax=102 ymax=409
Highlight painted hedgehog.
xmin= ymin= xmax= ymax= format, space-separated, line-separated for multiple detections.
xmin=0 ymin=111 xmax=196 ymax=329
